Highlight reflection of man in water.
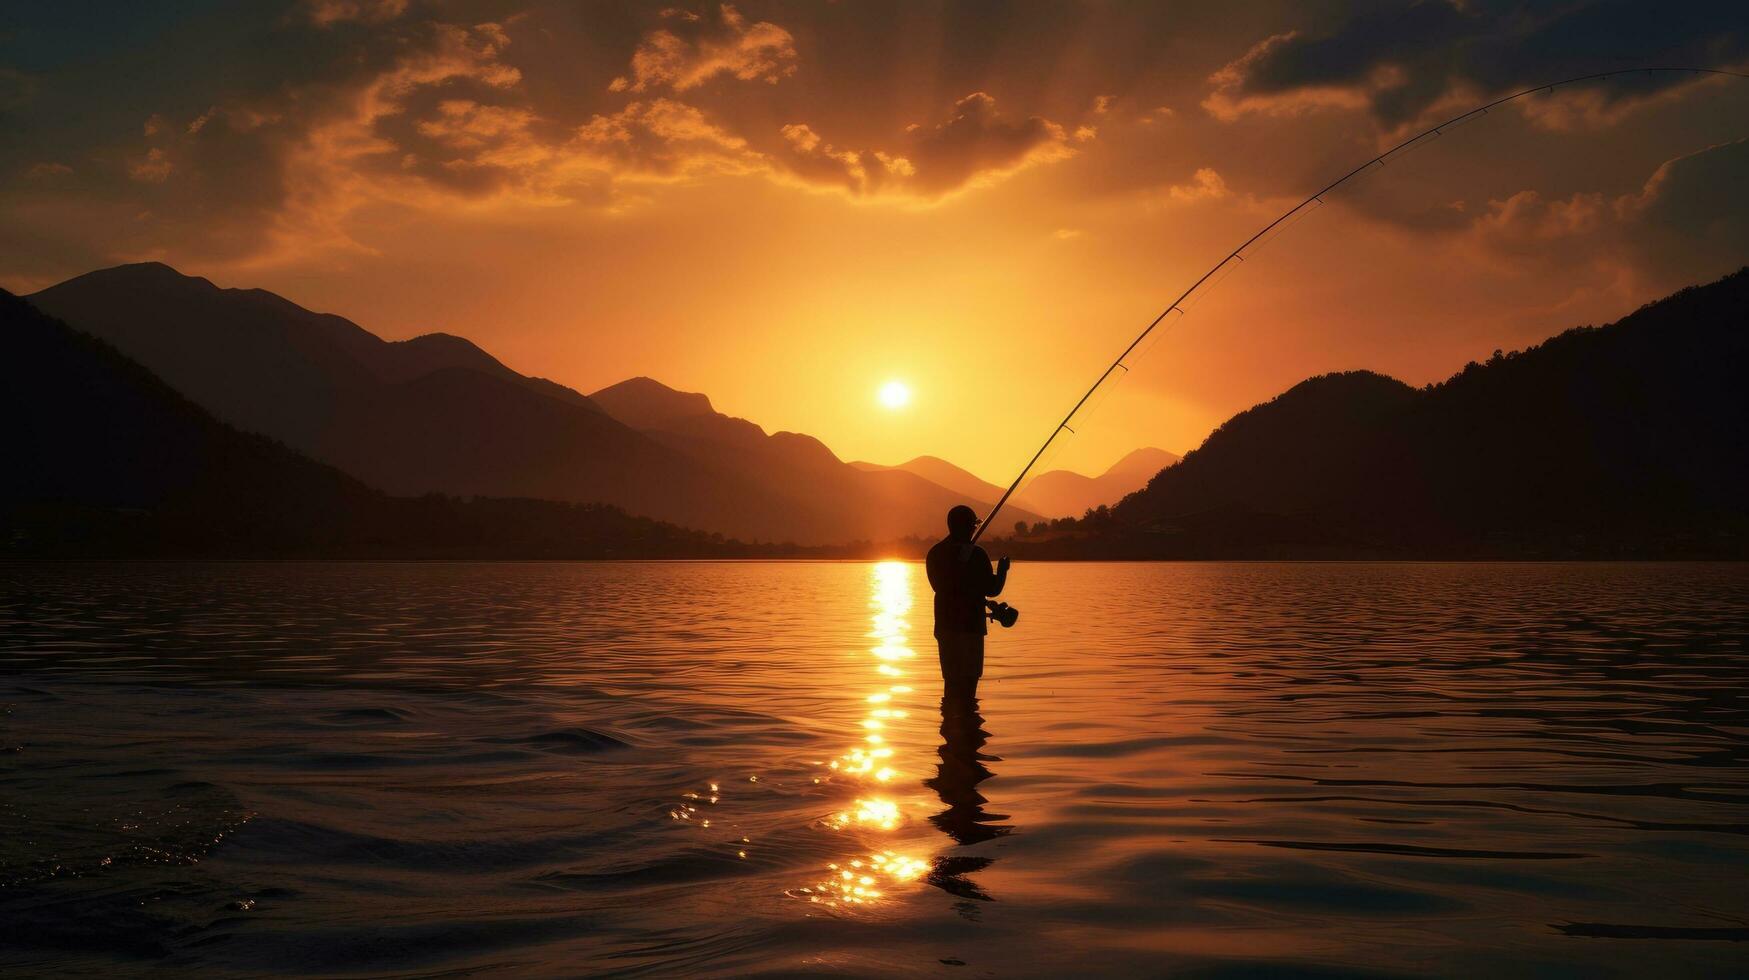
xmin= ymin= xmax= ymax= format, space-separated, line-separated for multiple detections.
xmin=924 ymin=701 xmax=1009 ymax=903
xmin=925 ymin=505 xmax=1010 ymax=704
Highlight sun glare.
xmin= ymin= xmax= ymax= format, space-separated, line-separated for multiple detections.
xmin=878 ymin=380 xmax=911 ymax=410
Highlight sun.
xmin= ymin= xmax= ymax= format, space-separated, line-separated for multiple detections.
xmin=877 ymin=380 xmax=911 ymax=410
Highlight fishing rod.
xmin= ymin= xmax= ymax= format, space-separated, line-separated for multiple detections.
xmin=972 ymin=65 xmax=1749 ymax=545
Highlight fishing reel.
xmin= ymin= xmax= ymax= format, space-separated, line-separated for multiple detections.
xmin=986 ymin=600 xmax=1019 ymax=629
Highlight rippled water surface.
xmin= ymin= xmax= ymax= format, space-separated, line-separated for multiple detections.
xmin=3 ymin=561 xmax=1748 ymax=977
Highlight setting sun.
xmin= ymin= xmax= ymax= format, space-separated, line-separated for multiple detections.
xmin=878 ymin=380 xmax=912 ymax=410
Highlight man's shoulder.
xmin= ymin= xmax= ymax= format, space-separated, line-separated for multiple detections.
xmin=925 ymin=539 xmax=986 ymax=567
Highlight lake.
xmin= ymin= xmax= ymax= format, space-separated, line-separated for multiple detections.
xmin=2 ymin=561 xmax=1747 ymax=977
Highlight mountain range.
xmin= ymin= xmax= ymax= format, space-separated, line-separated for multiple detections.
xmin=1010 ymin=267 xmax=1749 ymax=558
xmin=25 ymin=263 xmax=1055 ymax=545
xmin=850 ymin=447 xmax=1179 ymax=523
xmin=0 ymin=290 xmax=755 ymax=558
xmin=11 ymin=260 xmax=1743 ymax=559
xmin=1014 ymin=447 xmax=1179 ymax=519
xmin=585 ymin=376 xmax=1044 ymax=536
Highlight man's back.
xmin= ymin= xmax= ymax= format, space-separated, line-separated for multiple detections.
xmin=926 ymin=536 xmax=992 ymax=638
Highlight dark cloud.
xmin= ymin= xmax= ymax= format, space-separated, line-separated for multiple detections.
xmin=776 ymin=92 xmax=1074 ymax=199
xmin=46 ymin=18 xmax=526 ymax=263
xmin=1431 ymin=136 xmax=1749 ymax=295
xmin=303 ymin=0 xmax=409 ymax=27
xmin=1210 ymin=1 xmax=1749 ymax=127
xmin=903 ymin=92 xmax=1072 ymax=195
xmin=2 ymin=0 xmax=1736 ymax=285
xmin=1620 ymin=137 xmax=1749 ymax=280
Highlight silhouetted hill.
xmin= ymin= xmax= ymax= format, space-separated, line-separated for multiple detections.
xmin=851 ymin=448 xmax=1180 ymax=522
xmin=590 ymin=376 xmax=717 ymax=428
xmin=1014 ymin=447 xmax=1181 ymax=518
xmin=851 ymin=456 xmax=1008 ymax=503
xmin=589 ymin=378 xmax=1045 ymax=539
xmin=27 ymin=264 xmax=855 ymax=543
xmin=0 ymin=291 xmax=779 ymax=558
xmin=1010 ymin=269 xmax=1749 ymax=558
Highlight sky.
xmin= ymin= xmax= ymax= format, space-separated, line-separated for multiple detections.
xmin=3 ymin=1 xmax=1747 ymax=483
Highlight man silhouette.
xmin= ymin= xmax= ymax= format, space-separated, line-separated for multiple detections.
xmin=925 ymin=505 xmax=1010 ymax=704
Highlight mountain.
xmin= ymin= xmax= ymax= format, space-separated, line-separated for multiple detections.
xmin=849 ymin=456 xmax=1008 ymax=503
xmin=0 ymin=290 xmax=756 ymax=558
xmin=26 ymin=263 xmax=869 ymax=543
xmin=851 ymin=448 xmax=1182 ymax=522
xmin=1010 ymin=269 xmax=1749 ymax=558
xmin=589 ymin=378 xmax=1044 ymax=540
xmin=589 ymin=376 xmax=716 ymax=428
xmin=1013 ymin=447 xmax=1181 ymax=519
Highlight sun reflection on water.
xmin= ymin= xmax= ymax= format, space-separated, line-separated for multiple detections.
xmin=791 ymin=560 xmax=931 ymax=909
xmin=665 ymin=561 xmax=932 ymax=907
xmin=794 ymin=851 xmax=931 ymax=906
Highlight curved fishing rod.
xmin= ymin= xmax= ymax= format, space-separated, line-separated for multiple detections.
xmin=972 ymin=65 xmax=1749 ymax=544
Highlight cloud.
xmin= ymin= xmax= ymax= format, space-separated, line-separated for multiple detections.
xmin=609 ymin=4 xmax=798 ymax=93
xmin=25 ymin=162 xmax=74 ymax=179
xmin=1206 ymin=1 xmax=1748 ymax=130
xmin=1470 ymin=189 xmax=1606 ymax=255
xmin=773 ymin=123 xmax=911 ymax=195
xmin=305 ymin=0 xmax=408 ymax=27
xmin=773 ymin=92 xmax=1074 ymax=200
xmin=1203 ymin=31 xmax=1378 ymax=122
xmin=574 ymin=98 xmax=763 ymax=181
xmin=1442 ymin=137 xmax=1749 ymax=294
xmin=372 ymin=93 xmax=768 ymax=209
xmin=1077 ymin=94 xmax=1115 ymax=139
xmin=1616 ymin=137 xmax=1749 ymax=280
xmin=90 ymin=19 xmax=528 ymax=265
xmin=906 ymin=93 xmax=1074 ymax=195
xmin=1163 ymin=167 xmax=1230 ymax=204
xmin=409 ymin=99 xmax=553 ymax=192
xmin=55 ymin=10 xmax=1085 ymax=269
xmin=128 ymin=148 xmax=173 ymax=183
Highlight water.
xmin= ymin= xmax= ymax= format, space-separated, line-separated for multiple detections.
xmin=2 ymin=561 xmax=1748 ymax=977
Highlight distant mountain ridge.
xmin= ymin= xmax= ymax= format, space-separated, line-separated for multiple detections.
xmin=589 ymin=376 xmax=716 ymax=428
xmin=588 ymin=377 xmax=1045 ymax=538
xmin=1011 ymin=268 xmax=1749 ymax=558
xmin=1014 ymin=447 xmax=1180 ymax=519
xmin=850 ymin=456 xmax=1006 ymax=502
xmin=27 ymin=263 xmax=1026 ymax=544
xmin=0 ymin=289 xmax=750 ymax=558
xmin=851 ymin=447 xmax=1180 ymax=521
xmin=11 ymin=266 xmax=1745 ymax=559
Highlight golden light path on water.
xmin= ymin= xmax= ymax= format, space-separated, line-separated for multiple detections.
xmin=794 ymin=561 xmax=930 ymax=908
xmin=666 ymin=561 xmax=933 ymax=909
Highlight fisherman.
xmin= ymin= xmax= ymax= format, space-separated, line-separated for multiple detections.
xmin=925 ymin=505 xmax=1010 ymax=705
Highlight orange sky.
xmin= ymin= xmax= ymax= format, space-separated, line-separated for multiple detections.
xmin=3 ymin=2 xmax=1746 ymax=482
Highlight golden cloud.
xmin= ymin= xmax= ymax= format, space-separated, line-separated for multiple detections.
xmin=609 ymin=4 xmax=798 ymax=93
xmin=94 ymin=11 xmax=1087 ymax=269
xmin=1163 ymin=167 xmax=1230 ymax=204
xmin=776 ymin=92 xmax=1075 ymax=201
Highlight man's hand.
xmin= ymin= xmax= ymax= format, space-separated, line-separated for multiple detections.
xmin=997 ymin=556 xmax=1011 ymax=574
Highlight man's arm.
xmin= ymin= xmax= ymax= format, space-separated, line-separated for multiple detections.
xmin=983 ymin=553 xmax=1009 ymax=597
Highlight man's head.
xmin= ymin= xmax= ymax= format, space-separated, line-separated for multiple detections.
xmin=946 ymin=505 xmax=980 ymax=539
